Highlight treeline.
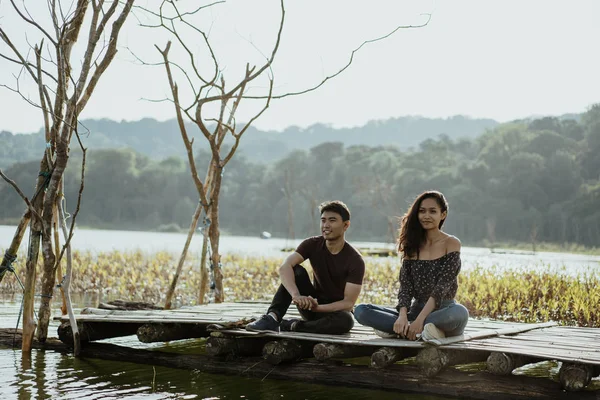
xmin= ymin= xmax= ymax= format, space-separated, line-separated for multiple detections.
xmin=1 ymin=106 xmax=599 ymax=247
xmin=0 ymin=115 xmax=499 ymax=167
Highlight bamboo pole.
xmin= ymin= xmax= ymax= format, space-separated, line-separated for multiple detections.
xmin=0 ymin=213 xmax=30 ymax=283
xmin=197 ymin=223 xmax=210 ymax=304
xmin=57 ymin=195 xmax=80 ymax=355
xmin=165 ymin=200 xmax=203 ymax=309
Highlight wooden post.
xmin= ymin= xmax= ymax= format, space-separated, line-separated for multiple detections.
xmin=416 ymin=347 xmax=489 ymax=377
xmin=22 ymin=224 xmax=42 ymax=353
xmin=559 ymin=362 xmax=596 ymax=391
xmin=136 ymin=323 xmax=208 ymax=343
xmin=370 ymin=347 xmax=419 ymax=369
xmin=313 ymin=343 xmax=375 ymax=362
xmin=486 ymin=352 xmax=542 ymax=375
xmin=58 ymin=321 xmax=142 ymax=344
xmin=262 ymin=339 xmax=314 ymax=365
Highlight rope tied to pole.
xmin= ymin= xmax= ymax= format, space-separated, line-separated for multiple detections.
xmin=38 ymin=170 xmax=52 ymax=190
xmin=1 ymin=251 xmax=18 ymax=273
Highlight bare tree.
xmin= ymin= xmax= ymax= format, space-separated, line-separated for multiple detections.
xmin=142 ymin=0 xmax=430 ymax=306
xmin=0 ymin=0 xmax=134 ymax=353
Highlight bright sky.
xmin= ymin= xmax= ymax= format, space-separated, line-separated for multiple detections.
xmin=0 ymin=0 xmax=599 ymax=134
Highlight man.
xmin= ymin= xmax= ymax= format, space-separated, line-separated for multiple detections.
xmin=246 ymin=200 xmax=365 ymax=334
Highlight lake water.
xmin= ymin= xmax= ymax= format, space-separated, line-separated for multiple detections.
xmin=2 ymin=225 xmax=600 ymax=274
xmin=1 ymin=225 xmax=600 ymax=399
xmin=0 ymin=298 xmax=446 ymax=400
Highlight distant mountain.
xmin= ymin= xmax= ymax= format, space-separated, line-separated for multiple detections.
xmin=0 ymin=115 xmax=504 ymax=168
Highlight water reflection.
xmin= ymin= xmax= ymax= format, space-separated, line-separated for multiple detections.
xmin=2 ymin=348 xmax=446 ymax=400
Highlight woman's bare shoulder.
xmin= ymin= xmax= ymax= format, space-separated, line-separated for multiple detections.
xmin=444 ymin=234 xmax=461 ymax=253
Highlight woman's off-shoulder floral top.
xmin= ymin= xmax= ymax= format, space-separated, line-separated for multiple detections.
xmin=396 ymin=251 xmax=461 ymax=311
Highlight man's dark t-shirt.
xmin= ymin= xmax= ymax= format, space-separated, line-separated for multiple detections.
xmin=295 ymin=236 xmax=365 ymax=303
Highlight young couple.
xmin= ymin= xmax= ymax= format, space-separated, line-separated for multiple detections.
xmin=246 ymin=191 xmax=469 ymax=342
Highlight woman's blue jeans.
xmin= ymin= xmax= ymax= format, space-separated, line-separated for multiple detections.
xmin=354 ymin=300 xmax=469 ymax=337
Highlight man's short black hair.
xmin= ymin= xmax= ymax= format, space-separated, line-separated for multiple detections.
xmin=319 ymin=200 xmax=351 ymax=222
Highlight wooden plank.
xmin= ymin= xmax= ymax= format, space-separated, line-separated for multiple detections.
xmin=443 ymin=342 xmax=600 ymax=365
xmin=48 ymin=303 xmax=600 ymax=368
xmin=426 ymin=322 xmax=557 ymax=346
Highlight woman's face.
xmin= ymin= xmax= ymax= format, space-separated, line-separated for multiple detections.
xmin=418 ymin=197 xmax=447 ymax=230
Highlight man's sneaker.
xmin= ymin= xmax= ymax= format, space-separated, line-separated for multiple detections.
xmin=280 ymin=318 xmax=301 ymax=332
xmin=373 ymin=329 xmax=398 ymax=339
xmin=421 ymin=323 xmax=445 ymax=341
xmin=245 ymin=315 xmax=280 ymax=333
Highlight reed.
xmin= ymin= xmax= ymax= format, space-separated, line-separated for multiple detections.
xmin=1 ymin=249 xmax=597 ymax=327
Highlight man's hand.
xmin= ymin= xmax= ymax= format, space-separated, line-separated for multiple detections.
xmin=292 ymin=295 xmax=318 ymax=310
xmin=393 ymin=314 xmax=409 ymax=338
xmin=407 ymin=317 xmax=424 ymax=341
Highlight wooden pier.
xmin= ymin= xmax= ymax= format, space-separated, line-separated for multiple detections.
xmin=49 ymin=302 xmax=600 ymax=399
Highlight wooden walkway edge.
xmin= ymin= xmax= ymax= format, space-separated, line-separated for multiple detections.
xmin=51 ymin=302 xmax=600 ymax=394
xmin=1 ymin=328 xmax=596 ymax=400
xmin=426 ymin=321 xmax=558 ymax=346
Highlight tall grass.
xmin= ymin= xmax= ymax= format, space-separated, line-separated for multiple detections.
xmin=1 ymin=250 xmax=598 ymax=327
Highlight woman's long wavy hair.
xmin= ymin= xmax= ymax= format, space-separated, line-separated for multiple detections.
xmin=397 ymin=191 xmax=449 ymax=259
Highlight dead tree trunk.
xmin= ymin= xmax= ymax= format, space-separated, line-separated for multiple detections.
xmin=1 ymin=0 xmax=134 ymax=352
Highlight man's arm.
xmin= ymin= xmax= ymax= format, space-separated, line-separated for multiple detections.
xmin=278 ymin=252 xmax=316 ymax=310
xmin=313 ymin=282 xmax=362 ymax=313
xmin=279 ymin=252 xmax=304 ymax=298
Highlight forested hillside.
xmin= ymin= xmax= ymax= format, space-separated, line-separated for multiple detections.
xmin=1 ymin=107 xmax=598 ymax=248
xmin=0 ymin=116 xmax=498 ymax=168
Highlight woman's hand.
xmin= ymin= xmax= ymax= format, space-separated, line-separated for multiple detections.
xmin=393 ymin=314 xmax=409 ymax=338
xmin=407 ymin=317 xmax=424 ymax=340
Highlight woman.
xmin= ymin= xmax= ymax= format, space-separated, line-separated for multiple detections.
xmin=354 ymin=190 xmax=468 ymax=341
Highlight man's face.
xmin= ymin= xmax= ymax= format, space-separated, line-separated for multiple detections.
xmin=320 ymin=210 xmax=349 ymax=241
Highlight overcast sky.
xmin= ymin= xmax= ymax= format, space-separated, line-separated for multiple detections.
xmin=1 ymin=0 xmax=599 ymax=134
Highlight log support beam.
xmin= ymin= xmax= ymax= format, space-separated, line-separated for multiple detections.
xmin=486 ymin=352 xmax=543 ymax=375
xmin=370 ymin=346 xmax=419 ymax=369
xmin=313 ymin=343 xmax=375 ymax=361
xmin=416 ymin=347 xmax=489 ymax=377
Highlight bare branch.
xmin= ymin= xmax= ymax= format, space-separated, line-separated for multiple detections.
xmin=201 ymin=0 xmax=285 ymax=105
xmin=134 ymin=1 xmax=225 ymax=21
xmin=0 ymin=28 xmax=47 ymax=85
xmin=76 ymin=0 xmax=135 ymax=113
xmin=55 ymin=135 xmax=86 ymax=268
xmin=0 ymin=82 xmax=43 ymax=109
xmin=126 ymin=46 xmax=200 ymax=101
xmin=0 ymin=170 xmax=43 ymax=222
xmin=0 ymin=52 xmax=59 ymax=83
xmin=161 ymin=3 xmax=217 ymax=87
xmin=8 ymin=0 xmax=58 ymax=46
xmin=222 ymin=74 xmax=274 ymax=167
xmin=245 ymin=13 xmax=432 ymax=100
xmin=157 ymin=41 xmax=210 ymax=207
xmin=35 ymin=41 xmax=51 ymax=144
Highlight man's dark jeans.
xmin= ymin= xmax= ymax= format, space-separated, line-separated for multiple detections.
xmin=266 ymin=265 xmax=354 ymax=335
